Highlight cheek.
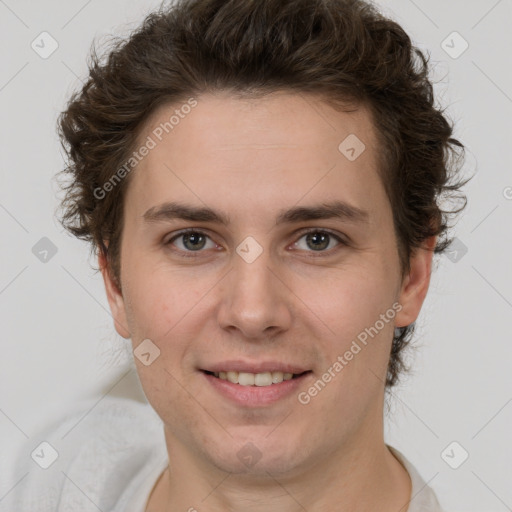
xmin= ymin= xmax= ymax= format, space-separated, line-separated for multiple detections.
xmin=301 ymin=263 xmax=399 ymax=401
xmin=124 ymin=282 xmax=173 ymax=339
xmin=299 ymin=268 xmax=396 ymax=415
xmin=122 ymin=255 xmax=199 ymax=338
xmin=123 ymin=262 xmax=218 ymax=381
xmin=306 ymin=266 xmax=396 ymax=339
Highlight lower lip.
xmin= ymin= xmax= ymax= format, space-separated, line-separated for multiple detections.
xmin=201 ymin=371 xmax=312 ymax=407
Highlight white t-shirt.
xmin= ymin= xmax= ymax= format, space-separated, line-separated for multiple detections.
xmin=4 ymin=395 xmax=445 ymax=512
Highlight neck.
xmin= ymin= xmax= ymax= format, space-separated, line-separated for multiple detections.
xmin=146 ymin=422 xmax=411 ymax=512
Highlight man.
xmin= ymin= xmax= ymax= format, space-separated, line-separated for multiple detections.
xmin=12 ymin=0 xmax=468 ymax=510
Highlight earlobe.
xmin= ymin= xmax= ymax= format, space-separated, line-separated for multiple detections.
xmin=394 ymin=236 xmax=437 ymax=328
xmin=98 ymin=247 xmax=131 ymax=339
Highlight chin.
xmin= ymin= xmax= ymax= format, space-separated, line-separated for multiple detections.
xmin=204 ymin=434 xmax=307 ymax=477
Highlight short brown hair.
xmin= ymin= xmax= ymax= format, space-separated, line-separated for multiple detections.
xmin=56 ymin=0 xmax=469 ymax=387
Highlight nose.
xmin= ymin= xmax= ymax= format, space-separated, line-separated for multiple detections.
xmin=217 ymin=244 xmax=292 ymax=341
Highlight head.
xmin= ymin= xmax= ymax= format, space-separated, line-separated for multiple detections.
xmin=57 ymin=0 xmax=467 ymax=474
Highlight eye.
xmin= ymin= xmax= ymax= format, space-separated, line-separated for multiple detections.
xmin=291 ymin=229 xmax=345 ymax=255
xmin=165 ymin=227 xmax=346 ymax=258
xmin=166 ymin=229 xmax=218 ymax=256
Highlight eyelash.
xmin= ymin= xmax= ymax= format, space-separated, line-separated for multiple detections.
xmin=165 ymin=227 xmax=347 ymax=259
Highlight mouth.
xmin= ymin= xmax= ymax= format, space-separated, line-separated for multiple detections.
xmin=201 ymin=369 xmax=312 ymax=387
xmin=201 ymin=369 xmax=313 ymax=406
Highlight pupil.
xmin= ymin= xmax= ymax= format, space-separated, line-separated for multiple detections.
xmin=184 ymin=233 xmax=205 ymax=251
xmin=307 ymin=232 xmax=329 ymax=251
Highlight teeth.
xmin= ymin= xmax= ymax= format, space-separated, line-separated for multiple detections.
xmin=212 ymin=371 xmax=296 ymax=386
xmin=239 ymin=372 xmax=255 ymax=386
xmin=227 ymin=371 xmax=239 ymax=384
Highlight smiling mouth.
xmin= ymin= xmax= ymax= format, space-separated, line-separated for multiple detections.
xmin=202 ymin=370 xmax=311 ymax=386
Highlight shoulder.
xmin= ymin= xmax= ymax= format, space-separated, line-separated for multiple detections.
xmin=4 ymin=395 xmax=166 ymax=512
xmin=387 ymin=445 xmax=446 ymax=512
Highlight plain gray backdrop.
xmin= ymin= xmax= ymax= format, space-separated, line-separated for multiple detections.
xmin=1 ymin=0 xmax=511 ymax=510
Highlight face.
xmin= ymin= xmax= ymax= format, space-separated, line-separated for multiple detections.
xmin=101 ymin=91 xmax=434 ymax=477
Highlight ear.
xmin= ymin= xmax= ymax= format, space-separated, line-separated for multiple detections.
xmin=394 ymin=236 xmax=437 ymax=328
xmin=98 ymin=247 xmax=131 ymax=339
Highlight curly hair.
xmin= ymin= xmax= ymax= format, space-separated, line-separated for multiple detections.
xmin=56 ymin=0 xmax=469 ymax=387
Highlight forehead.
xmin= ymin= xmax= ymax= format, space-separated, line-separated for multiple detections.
xmin=125 ymin=91 xmax=385 ymax=223
xmin=140 ymin=90 xmax=377 ymax=152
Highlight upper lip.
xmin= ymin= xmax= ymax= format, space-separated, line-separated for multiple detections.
xmin=201 ymin=360 xmax=311 ymax=374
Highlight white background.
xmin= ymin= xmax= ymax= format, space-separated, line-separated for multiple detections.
xmin=1 ymin=0 xmax=511 ymax=510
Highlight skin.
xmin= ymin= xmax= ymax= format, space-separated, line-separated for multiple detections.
xmin=99 ymin=90 xmax=436 ymax=512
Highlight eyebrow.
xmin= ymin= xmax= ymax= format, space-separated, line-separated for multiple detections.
xmin=142 ymin=200 xmax=370 ymax=226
